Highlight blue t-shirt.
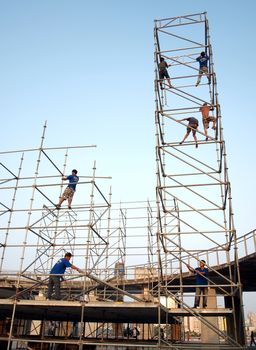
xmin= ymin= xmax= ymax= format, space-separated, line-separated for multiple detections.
xmin=66 ymin=175 xmax=79 ymax=191
xmin=196 ymin=55 xmax=209 ymax=68
xmin=195 ymin=267 xmax=208 ymax=285
xmin=50 ymin=258 xmax=72 ymax=275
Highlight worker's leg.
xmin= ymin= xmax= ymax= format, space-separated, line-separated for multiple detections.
xmin=211 ymin=117 xmax=216 ymax=130
xmin=47 ymin=276 xmax=54 ymax=299
xmin=179 ymin=132 xmax=189 ymax=144
xmin=203 ymin=119 xmax=209 ymax=139
xmin=57 ymin=195 xmax=65 ymax=208
xmin=180 ymin=127 xmax=191 ymax=144
xmin=52 ymin=276 xmax=61 ymax=300
xmin=159 ymin=71 xmax=164 ymax=89
xmin=196 ymin=69 xmax=203 ymax=86
xmin=204 ymin=66 xmax=211 ymax=84
xmin=57 ymin=189 xmax=69 ymax=208
xmin=204 ymin=126 xmax=208 ymax=139
xmin=202 ymin=287 xmax=208 ymax=307
xmin=192 ymin=129 xmax=198 ymax=147
xmin=67 ymin=189 xmax=74 ymax=209
xmin=165 ymin=71 xmax=172 ymax=88
xmin=194 ymin=287 xmax=201 ymax=307
xmin=201 ymin=66 xmax=210 ymax=84
xmin=68 ymin=198 xmax=72 ymax=209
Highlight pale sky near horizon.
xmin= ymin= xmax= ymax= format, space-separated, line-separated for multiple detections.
xmin=0 ymin=0 xmax=256 ymax=316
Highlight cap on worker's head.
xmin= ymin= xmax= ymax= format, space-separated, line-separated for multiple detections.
xmin=160 ymin=56 xmax=164 ymax=61
xmin=201 ymin=51 xmax=205 ymax=56
xmin=65 ymin=252 xmax=72 ymax=258
xmin=203 ymin=102 xmax=208 ymax=105
xmin=72 ymin=169 xmax=78 ymax=174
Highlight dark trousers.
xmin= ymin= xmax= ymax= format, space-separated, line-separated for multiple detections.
xmin=250 ymin=339 xmax=256 ymax=346
xmin=47 ymin=276 xmax=61 ymax=300
xmin=194 ymin=287 xmax=208 ymax=307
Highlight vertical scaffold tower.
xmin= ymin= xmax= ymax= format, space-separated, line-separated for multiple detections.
xmin=154 ymin=12 xmax=245 ymax=347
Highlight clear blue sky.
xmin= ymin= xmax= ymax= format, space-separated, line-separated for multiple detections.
xmin=0 ymin=0 xmax=256 ymax=315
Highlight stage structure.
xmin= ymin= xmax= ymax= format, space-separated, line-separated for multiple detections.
xmin=154 ymin=12 xmax=245 ymax=347
xmin=0 ymin=122 xmax=162 ymax=350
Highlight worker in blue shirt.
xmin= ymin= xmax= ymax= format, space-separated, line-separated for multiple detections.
xmin=186 ymin=260 xmax=209 ymax=308
xmin=195 ymin=51 xmax=210 ymax=86
xmin=56 ymin=169 xmax=79 ymax=210
xmin=47 ymin=252 xmax=81 ymax=300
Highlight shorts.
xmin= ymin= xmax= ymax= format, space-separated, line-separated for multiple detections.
xmin=203 ymin=116 xmax=216 ymax=129
xmin=199 ymin=66 xmax=208 ymax=74
xmin=159 ymin=69 xmax=170 ymax=79
xmin=187 ymin=123 xmax=198 ymax=136
xmin=62 ymin=187 xmax=74 ymax=200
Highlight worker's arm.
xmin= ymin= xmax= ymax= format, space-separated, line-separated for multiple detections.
xmin=71 ymin=265 xmax=85 ymax=274
xmin=184 ymin=262 xmax=195 ymax=273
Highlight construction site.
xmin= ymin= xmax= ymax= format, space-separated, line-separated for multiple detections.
xmin=0 ymin=12 xmax=249 ymax=350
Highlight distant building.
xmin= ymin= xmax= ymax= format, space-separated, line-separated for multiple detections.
xmin=184 ymin=317 xmax=201 ymax=334
xmin=134 ymin=266 xmax=157 ymax=280
xmin=248 ymin=312 xmax=256 ymax=328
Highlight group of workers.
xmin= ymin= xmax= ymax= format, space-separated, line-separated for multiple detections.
xmin=179 ymin=102 xmax=216 ymax=148
xmin=48 ymin=252 xmax=209 ymax=309
xmin=46 ymin=171 xmax=81 ymax=300
xmin=48 ymin=52 xmax=213 ymax=303
xmin=159 ymin=51 xmax=210 ymax=89
xmin=159 ymin=52 xmax=215 ymax=147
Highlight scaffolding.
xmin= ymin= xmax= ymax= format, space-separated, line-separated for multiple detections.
xmin=154 ymin=12 xmax=245 ymax=348
xmin=0 ymin=12 xmax=247 ymax=350
xmin=0 ymin=121 xmax=163 ymax=350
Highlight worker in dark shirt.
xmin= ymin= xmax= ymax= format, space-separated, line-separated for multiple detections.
xmin=250 ymin=331 xmax=256 ymax=346
xmin=179 ymin=117 xmax=199 ymax=148
xmin=159 ymin=56 xmax=171 ymax=89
